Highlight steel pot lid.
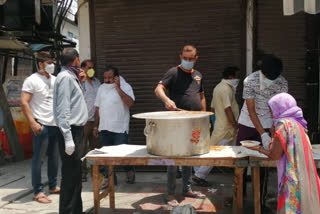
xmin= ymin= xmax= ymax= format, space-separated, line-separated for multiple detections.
xmin=132 ymin=111 xmax=213 ymax=120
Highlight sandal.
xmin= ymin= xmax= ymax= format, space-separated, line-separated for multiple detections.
xmin=184 ymin=191 xmax=206 ymax=199
xmin=164 ymin=197 xmax=179 ymax=207
xmin=126 ymin=170 xmax=135 ymax=184
xmin=33 ymin=193 xmax=52 ymax=204
xmin=49 ymin=187 xmax=60 ymax=194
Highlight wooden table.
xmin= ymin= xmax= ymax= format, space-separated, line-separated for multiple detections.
xmin=86 ymin=145 xmax=249 ymax=214
xmin=249 ymin=157 xmax=276 ymax=214
xmin=249 ymin=156 xmax=320 ymax=214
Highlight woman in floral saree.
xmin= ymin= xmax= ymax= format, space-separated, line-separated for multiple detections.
xmin=246 ymin=93 xmax=320 ymax=213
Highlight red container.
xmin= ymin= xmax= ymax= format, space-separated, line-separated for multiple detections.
xmin=0 ymin=131 xmax=33 ymax=159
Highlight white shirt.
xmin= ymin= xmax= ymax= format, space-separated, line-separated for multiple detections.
xmin=22 ymin=73 xmax=56 ymax=126
xmin=94 ymin=78 xmax=134 ymax=133
xmin=82 ymin=78 xmax=100 ymax=121
xmin=238 ymin=71 xmax=288 ymax=129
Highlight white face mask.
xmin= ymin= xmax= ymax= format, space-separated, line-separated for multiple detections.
xmin=263 ymin=77 xmax=274 ymax=86
xmin=260 ymin=71 xmax=275 ymax=90
xmin=45 ymin=64 xmax=55 ymax=74
xmin=104 ymin=83 xmax=115 ymax=89
xmin=225 ymin=79 xmax=240 ymax=92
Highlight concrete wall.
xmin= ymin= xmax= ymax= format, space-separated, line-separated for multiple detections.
xmin=59 ymin=0 xmax=80 ymax=52
xmin=61 ymin=20 xmax=79 ymax=51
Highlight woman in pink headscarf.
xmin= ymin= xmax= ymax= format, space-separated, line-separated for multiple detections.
xmin=246 ymin=92 xmax=320 ymax=213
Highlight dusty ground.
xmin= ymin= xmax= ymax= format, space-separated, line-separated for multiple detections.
xmin=0 ymin=159 xmax=278 ymax=214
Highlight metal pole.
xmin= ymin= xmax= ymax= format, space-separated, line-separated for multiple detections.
xmin=1 ymin=56 xmax=8 ymax=83
xmin=13 ymin=57 xmax=18 ymax=76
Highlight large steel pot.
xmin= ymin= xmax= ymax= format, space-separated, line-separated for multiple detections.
xmin=133 ymin=111 xmax=212 ymax=156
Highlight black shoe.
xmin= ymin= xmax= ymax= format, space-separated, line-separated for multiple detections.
xmin=192 ymin=176 xmax=212 ymax=187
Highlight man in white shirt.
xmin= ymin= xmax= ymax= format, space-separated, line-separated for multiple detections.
xmin=93 ymin=65 xmax=135 ymax=184
xmin=236 ymin=54 xmax=288 ymax=204
xmin=20 ymin=52 xmax=60 ymax=204
xmin=80 ymin=59 xmax=101 ymax=182
xmin=237 ymin=55 xmax=288 ymax=147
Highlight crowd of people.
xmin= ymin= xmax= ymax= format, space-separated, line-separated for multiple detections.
xmin=20 ymin=48 xmax=136 ymax=213
xmin=19 ymin=45 xmax=320 ymax=213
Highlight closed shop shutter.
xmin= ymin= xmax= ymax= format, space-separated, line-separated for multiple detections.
xmin=256 ymin=0 xmax=306 ymax=109
xmin=91 ymin=0 xmax=243 ymax=145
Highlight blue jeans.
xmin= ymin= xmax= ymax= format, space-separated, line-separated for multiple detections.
xmin=99 ymin=130 xmax=129 ymax=146
xmin=167 ymin=166 xmax=192 ymax=195
xmin=99 ymin=130 xmax=134 ymax=174
xmin=31 ymin=125 xmax=59 ymax=195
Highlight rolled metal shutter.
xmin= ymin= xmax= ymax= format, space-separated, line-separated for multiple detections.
xmin=91 ymin=0 xmax=243 ymax=144
xmin=256 ymin=0 xmax=320 ymax=139
xmin=256 ymin=0 xmax=306 ymax=108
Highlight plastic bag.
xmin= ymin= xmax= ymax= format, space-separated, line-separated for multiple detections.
xmin=170 ymin=204 xmax=196 ymax=214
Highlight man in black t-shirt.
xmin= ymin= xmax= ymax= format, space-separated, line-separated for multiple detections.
xmin=154 ymin=45 xmax=206 ymax=207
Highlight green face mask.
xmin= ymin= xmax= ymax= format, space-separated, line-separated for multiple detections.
xmin=87 ymin=68 xmax=95 ymax=78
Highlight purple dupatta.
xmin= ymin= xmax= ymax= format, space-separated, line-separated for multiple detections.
xmin=268 ymin=93 xmax=307 ymax=129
